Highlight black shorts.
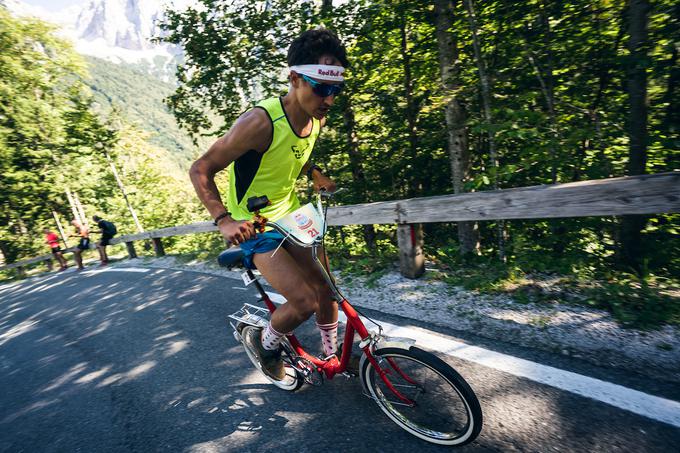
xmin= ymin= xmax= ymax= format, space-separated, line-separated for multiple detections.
xmin=77 ymin=238 xmax=90 ymax=250
xmin=100 ymin=234 xmax=113 ymax=246
xmin=50 ymin=246 xmax=61 ymax=254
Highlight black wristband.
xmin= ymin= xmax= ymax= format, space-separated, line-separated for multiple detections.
xmin=307 ymin=164 xmax=322 ymax=179
xmin=213 ymin=211 xmax=231 ymax=226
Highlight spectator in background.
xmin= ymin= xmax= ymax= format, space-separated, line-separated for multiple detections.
xmin=44 ymin=228 xmax=67 ymax=271
xmin=92 ymin=215 xmax=117 ymax=265
xmin=70 ymin=220 xmax=90 ymax=270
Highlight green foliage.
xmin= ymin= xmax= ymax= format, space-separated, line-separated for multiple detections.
xmin=2 ymin=0 xmax=678 ymax=330
xmin=159 ymin=0 xmax=320 ymax=137
xmin=583 ymin=271 xmax=679 ymax=329
xmin=0 ymin=8 xmax=93 ymax=262
xmin=431 ymin=240 xmax=679 ymax=328
xmin=155 ymin=0 xmax=678 ymax=325
xmin=83 ymin=56 xmax=207 ymax=168
xmin=0 ymin=10 xmax=207 ymax=271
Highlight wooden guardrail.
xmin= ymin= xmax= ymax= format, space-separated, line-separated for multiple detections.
xmin=2 ymin=172 xmax=678 ymax=279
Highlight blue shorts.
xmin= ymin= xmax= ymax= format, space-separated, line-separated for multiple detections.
xmin=239 ymin=231 xmax=286 ymax=270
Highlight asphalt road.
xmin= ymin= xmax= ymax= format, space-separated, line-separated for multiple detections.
xmin=1 ymin=266 xmax=679 ymax=452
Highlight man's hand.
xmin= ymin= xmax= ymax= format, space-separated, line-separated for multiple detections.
xmin=218 ymin=219 xmax=256 ymax=246
xmin=312 ymin=173 xmax=337 ymax=194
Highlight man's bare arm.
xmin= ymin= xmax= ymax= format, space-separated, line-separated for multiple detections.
xmin=189 ymin=109 xmax=271 ymax=222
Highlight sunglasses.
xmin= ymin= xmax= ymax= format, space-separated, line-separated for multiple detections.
xmin=301 ymin=74 xmax=344 ymax=97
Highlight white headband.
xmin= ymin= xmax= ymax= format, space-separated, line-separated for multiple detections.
xmin=289 ymin=64 xmax=345 ymax=82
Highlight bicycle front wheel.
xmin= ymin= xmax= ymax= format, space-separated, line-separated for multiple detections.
xmin=361 ymin=346 xmax=482 ymax=446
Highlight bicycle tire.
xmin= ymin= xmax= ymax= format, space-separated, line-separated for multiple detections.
xmin=360 ymin=346 xmax=482 ymax=446
xmin=239 ymin=325 xmax=303 ymax=392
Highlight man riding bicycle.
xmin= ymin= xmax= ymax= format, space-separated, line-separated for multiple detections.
xmin=190 ymin=28 xmax=348 ymax=380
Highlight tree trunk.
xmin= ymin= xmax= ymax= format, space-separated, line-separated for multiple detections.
xmin=342 ymin=96 xmax=377 ymax=250
xmin=590 ymin=5 xmax=626 ymax=176
xmin=524 ymin=36 xmax=558 ymax=184
xmin=319 ymin=0 xmax=376 ymax=250
xmin=74 ymin=192 xmax=89 ymax=228
xmin=619 ymin=0 xmax=650 ymax=272
xmin=399 ymin=11 xmax=421 ymax=197
xmin=398 ymin=9 xmax=425 ymax=267
xmin=0 ymin=240 xmax=16 ymax=265
xmin=527 ymin=3 xmax=565 ymax=253
xmin=434 ymin=0 xmax=478 ymax=255
xmin=320 ymin=0 xmax=333 ymax=23
xmin=464 ymin=0 xmax=504 ymax=260
xmin=104 ymin=149 xmax=144 ymax=233
xmin=661 ymin=40 xmax=678 ymax=141
xmin=65 ymin=188 xmax=81 ymax=224
xmin=52 ymin=210 xmax=69 ymax=248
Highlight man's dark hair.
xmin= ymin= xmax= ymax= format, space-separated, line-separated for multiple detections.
xmin=287 ymin=28 xmax=349 ymax=68
xmin=93 ymin=215 xmax=101 ymax=222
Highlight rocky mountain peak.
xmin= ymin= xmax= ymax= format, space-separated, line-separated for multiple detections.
xmin=2 ymin=0 xmax=196 ymax=81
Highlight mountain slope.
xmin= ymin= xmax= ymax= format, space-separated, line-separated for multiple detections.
xmin=84 ymin=55 xmax=207 ymax=167
xmin=2 ymin=0 xmax=194 ymax=81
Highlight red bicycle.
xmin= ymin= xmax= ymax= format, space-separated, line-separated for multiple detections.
xmin=219 ymin=191 xmax=483 ymax=446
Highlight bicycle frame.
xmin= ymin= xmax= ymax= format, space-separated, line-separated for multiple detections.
xmin=246 ymin=194 xmax=418 ymax=405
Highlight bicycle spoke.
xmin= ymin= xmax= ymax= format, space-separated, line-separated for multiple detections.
xmin=363 ymin=347 xmax=482 ymax=445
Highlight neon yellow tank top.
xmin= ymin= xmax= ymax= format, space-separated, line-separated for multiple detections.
xmin=227 ymin=97 xmax=320 ymax=222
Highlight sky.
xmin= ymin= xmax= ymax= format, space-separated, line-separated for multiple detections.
xmin=21 ymin=0 xmax=84 ymax=12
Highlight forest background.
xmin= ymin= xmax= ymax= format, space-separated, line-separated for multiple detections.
xmin=0 ymin=0 xmax=678 ymax=328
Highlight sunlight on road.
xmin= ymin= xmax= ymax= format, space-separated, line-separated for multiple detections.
xmin=0 ymin=319 xmax=39 ymax=347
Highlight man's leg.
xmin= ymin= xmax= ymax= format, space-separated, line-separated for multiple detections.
xmin=253 ymin=247 xmax=322 ymax=334
xmin=246 ymin=248 xmax=319 ymax=379
xmin=96 ymin=243 xmax=105 ymax=262
xmin=282 ymin=244 xmax=339 ymax=356
xmin=56 ymin=252 xmax=67 ymax=268
xmin=74 ymin=250 xmax=83 ymax=269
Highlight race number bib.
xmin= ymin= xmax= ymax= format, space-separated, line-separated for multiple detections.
xmin=274 ymin=203 xmax=325 ymax=245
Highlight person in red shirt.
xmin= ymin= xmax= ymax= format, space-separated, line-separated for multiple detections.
xmin=44 ymin=228 xmax=67 ymax=271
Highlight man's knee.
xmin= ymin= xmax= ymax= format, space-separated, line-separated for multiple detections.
xmin=313 ymin=280 xmax=334 ymax=303
xmin=288 ymin=291 xmax=318 ymax=321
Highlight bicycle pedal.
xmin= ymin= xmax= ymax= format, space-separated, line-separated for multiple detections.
xmin=294 ymin=357 xmax=323 ymax=386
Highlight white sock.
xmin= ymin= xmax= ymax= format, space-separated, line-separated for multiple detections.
xmin=316 ymin=320 xmax=338 ymax=356
xmin=261 ymin=322 xmax=284 ymax=351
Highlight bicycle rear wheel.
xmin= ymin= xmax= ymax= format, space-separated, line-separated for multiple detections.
xmin=361 ymin=346 xmax=482 ymax=446
xmin=239 ymin=325 xmax=302 ymax=391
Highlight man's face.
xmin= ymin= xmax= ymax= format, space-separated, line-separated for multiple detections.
xmin=293 ymin=55 xmax=343 ymax=120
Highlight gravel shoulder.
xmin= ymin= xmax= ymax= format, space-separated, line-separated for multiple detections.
xmin=119 ymin=255 xmax=680 ymax=384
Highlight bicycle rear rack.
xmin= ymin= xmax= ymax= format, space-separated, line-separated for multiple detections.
xmin=228 ymin=302 xmax=270 ymax=333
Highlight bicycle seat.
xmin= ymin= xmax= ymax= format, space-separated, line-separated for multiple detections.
xmin=217 ymin=247 xmax=245 ymax=268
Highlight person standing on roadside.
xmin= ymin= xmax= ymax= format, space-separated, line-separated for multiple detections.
xmin=92 ymin=215 xmax=117 ymax=265
xmin=44 ymin=228 xmax=68 ymax=271
xmin=70 ymin=220 xmax=90 ymax=270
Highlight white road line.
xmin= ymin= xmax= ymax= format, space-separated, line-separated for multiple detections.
xmin=382 ymin=322 xmax=680 ymax=429
xmin=260 ymin=291 xmax=680 ymax=428
xmin=82 ymin=267 xmax=151 ymax=275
